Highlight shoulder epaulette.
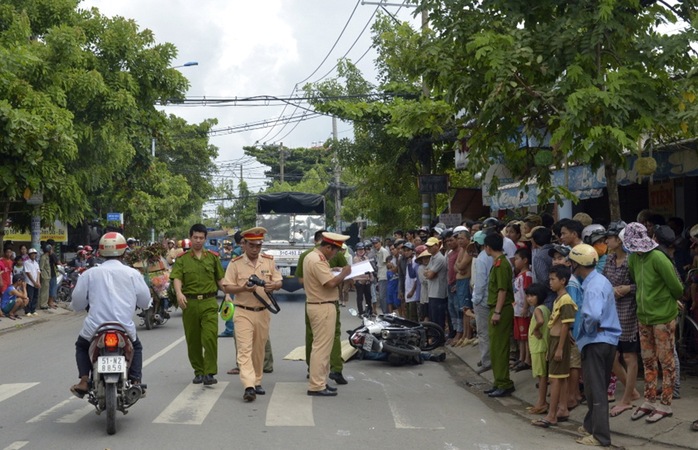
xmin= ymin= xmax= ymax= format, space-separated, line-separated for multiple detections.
xmin=232 ymin=255 xmax=244 ymax=262
xmin=319 ymin=254 xmax=327 ymax=262
xmin=261 ymin=254 xmax=274 ymax=260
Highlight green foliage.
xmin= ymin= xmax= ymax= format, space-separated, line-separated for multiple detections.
xmin=0 ymin=0 xmax=216 ymax=240
xmin=217 ymin=180 xmax=256 ymax=230
xmin=243 ymin=144 xmax=332 ymax=186
xmin=415 ymin=0 xmax=698 ymax=215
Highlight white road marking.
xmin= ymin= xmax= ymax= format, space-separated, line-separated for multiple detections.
xmin=143 ymin=335 xmax=186 ymax=367
xmin=153 ymin=382 xmax=229 ymax=425
xmin=27 ymin=398 xmax=76 ymax=423
xmin=0 ymin=383 xmax=39 ymax=403
xmin=26 ymin=336 xmax=185 ymax=424
xmin=265 ymin=382 xmax=314 ymax=427
xmin=3 ymin=441 xmax=29 ymax=450
xmin=55 ymin=404 xmax=95 ymax=423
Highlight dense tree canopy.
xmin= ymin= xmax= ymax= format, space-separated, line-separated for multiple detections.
xmin=0 ymin=0 xmax=217 ymax=241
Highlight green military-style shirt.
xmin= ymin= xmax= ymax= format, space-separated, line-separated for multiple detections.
xmin=295 ymin=244 xmax=348 ymax=279
xmin=170 ymin=249 xmax=224 ymax=296
xmin=487 ymin=254 xmax=514 ymax=309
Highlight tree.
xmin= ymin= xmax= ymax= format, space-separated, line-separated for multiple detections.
xmin=243 ymin=144 xmax=332 ymax=186
xmin=217 ymin=180 xmax=256 ymax=230
xmin=415 ymin=0 xmax=698 ymax=219
xmin=0 ymin=0 xmax=215 ymax=242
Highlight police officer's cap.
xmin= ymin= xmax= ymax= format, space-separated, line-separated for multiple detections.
xmin=242 ymin=227 xmax=268 ymax=241
xmin=322 ymin=232 xmax=349 ymax=248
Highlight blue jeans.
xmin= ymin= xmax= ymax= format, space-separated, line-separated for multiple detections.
xmin=447 ymin=284 xmax=460 ymax=334
xmin=428 ymin=297 xmax=447 ymax=332
xmin=223 ymin=319 xmax=234 ymax=335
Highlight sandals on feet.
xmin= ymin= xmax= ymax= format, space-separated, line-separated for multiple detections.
xmin=526 ymin=404 xmax=549 ymax=415
xmin=630 ymin=405 xmax=655 ymax=421
xmin=531 ymin=418 xmax=556 ymax=428
xmin=70 ymin=385 xmax=89 ymax=399
xmin=646 ymin=410 xmax=673 ymax=423
xmin=610 ymin=404 xmax=634 ymax=417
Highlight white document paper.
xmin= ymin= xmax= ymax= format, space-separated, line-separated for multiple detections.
xmin=344 ymin=260 xmax=374 ymax=280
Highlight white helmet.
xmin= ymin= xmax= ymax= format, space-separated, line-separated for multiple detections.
xmin=582 ymin=224 xmax=606 ymax=245
xmin=99 ymin=232 xmax=128 ymax=257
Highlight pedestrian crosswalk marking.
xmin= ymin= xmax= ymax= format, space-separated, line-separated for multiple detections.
xmin=26 ymin=398 xmax=74 ymax=423
xmin=265 ymin=382 xmax=314 ymax=427
xmin=153 ymin=382 xmax=229 ymax=425
xmin=55 ymin=403 xmax=94 ymax=423
xmin=383 ymin=378 xmax=445 ymax=430
xmin=0 ymin=383 xmax=39 ymax=403
xmin=3 ymin=441 xmax=28 ymax=450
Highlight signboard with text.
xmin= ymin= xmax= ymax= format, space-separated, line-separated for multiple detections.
xmin=3 ymin=220 xmax=68 ymax=242
xmin=418 ymin=175 xmax=449 ymax=194
xmin=648 ymin=180 xmax=675 ymax=217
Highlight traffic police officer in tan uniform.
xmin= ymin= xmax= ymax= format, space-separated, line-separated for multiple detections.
xmin=222 ymin=227 xmax=282 ymax=402
xmin=303 ymin=232 xmax=352 ymax=396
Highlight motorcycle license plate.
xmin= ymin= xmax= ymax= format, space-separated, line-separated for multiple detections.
xmin=97 ymin=356 xmax=126 ymax=374
xmin=362 ymin=334 xmax=374 ymax=351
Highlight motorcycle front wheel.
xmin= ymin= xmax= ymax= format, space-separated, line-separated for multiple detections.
xmin=143 ymin=308 xmax=154 ymax=330
xmin=420 ymin=322 xmax=446 ymax=351
xmin=381 ymin=342 xmax=421 ymax=357
xmin=105 ymin=382 xmax=117 ymax=435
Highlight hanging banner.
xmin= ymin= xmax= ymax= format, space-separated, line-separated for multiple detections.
xmin=3 ymin=220 xmax=68 ymax=242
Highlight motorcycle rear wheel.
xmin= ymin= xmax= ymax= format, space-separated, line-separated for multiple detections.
xmin=421 ymin=322 xmax=446 ymax=351
xmin=105 ymin=382 xmax=117 ymax=435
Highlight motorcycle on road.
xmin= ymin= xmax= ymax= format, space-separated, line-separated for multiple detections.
xmin=347 ymin=308 xmax=445 ymax=363
xmin=84 ymin=322 xmax=146 ymax=435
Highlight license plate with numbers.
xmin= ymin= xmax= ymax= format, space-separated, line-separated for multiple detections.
xmin=97 ymin=356 xmax=126 ymax=374
xmin=362 ymin=334 xmax=374 ymax=351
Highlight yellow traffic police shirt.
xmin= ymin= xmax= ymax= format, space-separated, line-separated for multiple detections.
xmin=224 ymin=253 xmax=282 ymax=308
xmin=302 ymin=248 xmax=337 ymax=303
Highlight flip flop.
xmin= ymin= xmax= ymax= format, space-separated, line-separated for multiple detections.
xmin=646 ymin=410 xmax=673 ymax=423
xmin=610 ymin=404 xmax=634 ymax=417
xmin=527 ymin=405 xmax=548 ymax=415
xmin=70 ymin=385 xmax=88 ymax=399
xmin=630 ymin=406 xmax=655 ymax=421
xmin=557 ymin=415 xmax=569 ymax=422
xmin=226 ymin=368 xmax=240 ymax=375
xmin=531 ymin=418 xmax=556 ymax=428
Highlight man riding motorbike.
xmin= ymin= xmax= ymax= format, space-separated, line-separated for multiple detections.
xmin=69 ymin=232 xmax=152 ymax=398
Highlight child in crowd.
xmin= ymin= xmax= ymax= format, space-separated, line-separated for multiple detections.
xmin=533 ymin=265 xmax=576 ymax=428
xmin=1 ymin=273 xmax=29 ymax=320
xmin=526 ymin=282 xmax=551 ymax=415
xmin=512 ymin=247 xmax=533 ymax=371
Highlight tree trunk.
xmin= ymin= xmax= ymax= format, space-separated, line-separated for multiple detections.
xmin=604 ymin=163 xmax=621 ymax=221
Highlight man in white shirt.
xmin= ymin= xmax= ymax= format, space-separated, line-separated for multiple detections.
xmin=22 ymin=248 xmax=41 ymax=316
xmin=69 ymin=232 xmax=152 ymax=398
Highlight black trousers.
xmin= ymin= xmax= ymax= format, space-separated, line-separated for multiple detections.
xmin=581 ymin=342 xmax=616 ymax=446
xmin=75 ymin=335 xmax=143 ymax=382
xmin=355 ymin=283 xmax=372 ymax=315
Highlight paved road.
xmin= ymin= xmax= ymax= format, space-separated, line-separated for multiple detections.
xmin=0 ymin=298 xmax=669 ymax=449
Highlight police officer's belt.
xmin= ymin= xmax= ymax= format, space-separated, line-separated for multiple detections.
xmin=185 ymin=292 xmax=218 ymax=300
xmin=307 ymin=300 xmax=338 ymax=305
xmin=234 ymin=304 xmax=266 ymax=312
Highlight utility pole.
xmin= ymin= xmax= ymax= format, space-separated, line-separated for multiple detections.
xmin=332 ymin=117 xmax=341 ymax=233
xmin=279 ymin=142 xmax=285 ymax=183
xmin=419 ymin=9 xmax=432 ymax=228
xmin=151 ymin=137 xmax=156 ymax=243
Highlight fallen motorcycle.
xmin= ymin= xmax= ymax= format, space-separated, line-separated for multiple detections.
xmin=347 ymin=308 xmax=445 ymax=363
xmin=85 ymin=322 xmax=146 ymax=435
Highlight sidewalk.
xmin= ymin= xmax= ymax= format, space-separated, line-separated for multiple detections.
xmin=0 ymin=303 xmax=72 ymax=335
xmin=447 ymin=340 xmax=698 ymax=449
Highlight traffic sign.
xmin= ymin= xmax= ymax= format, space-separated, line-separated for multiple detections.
xmin=107 ymin=212 xmax=123 ymax=223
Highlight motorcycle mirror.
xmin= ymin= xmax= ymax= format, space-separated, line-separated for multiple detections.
xmin=347 ymin=308 xmax=358 ymax=317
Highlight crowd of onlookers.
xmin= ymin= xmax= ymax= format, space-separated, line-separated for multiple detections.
xmin=352 ymin=210 xmax=698 ymax=447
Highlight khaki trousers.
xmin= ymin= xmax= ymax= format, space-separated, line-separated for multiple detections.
xmin=307 ymin=303 xmax=336 ymax=391
xmin=234 ymin=308 xmax=270 ymax=388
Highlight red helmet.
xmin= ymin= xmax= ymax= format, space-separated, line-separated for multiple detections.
xmin=84 ymin=245 xmax=93 ymax=253
xmin=181 ymin=239 xmax=192 ymax=250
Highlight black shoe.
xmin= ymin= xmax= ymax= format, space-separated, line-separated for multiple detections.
xmin=263 ymin=368 xmax=273 ymax=374
xmin=329 ymin=372 xmax=348 ymax=385
xmin=203 ymin=374 xmax=218 ymax=385
xmin=326 ymin=385 xmax=337 ymax=392
xmin=483 ymin=386 xmax=498 ymax=394
xmin=429 ymin=353 xmax=446 ymax=362
xmin=488 ymin=387 xmax=515 ymax=398
xmin=243 ymin=387 xmax=257 ymax=402
xmin=254 ymin=385 xmax=266 ymax=395
xmin=192 ymin=375 xmax=204 ymax=384
xmin=307 ymin=388 xmax=338 ymax=397
xmin=218 ymin=332 xmax=234 ymax=338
